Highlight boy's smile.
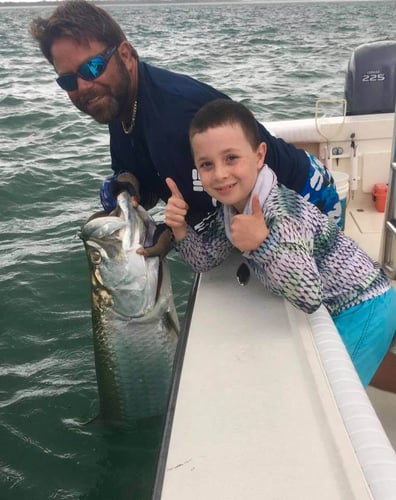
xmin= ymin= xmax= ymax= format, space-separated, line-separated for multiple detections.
xmin=191 ymin=123 xmax=266 ymax=213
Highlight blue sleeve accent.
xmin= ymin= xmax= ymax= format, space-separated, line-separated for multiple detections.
xmin=99 ymin=174 xmax=119 ymax=213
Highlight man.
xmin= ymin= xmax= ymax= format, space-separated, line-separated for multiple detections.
xmin=30 ymin=0 xmax=341 ymax=257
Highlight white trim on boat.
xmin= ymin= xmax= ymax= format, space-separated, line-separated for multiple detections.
xmin=307 ymin=308 xmax=396 ymax=499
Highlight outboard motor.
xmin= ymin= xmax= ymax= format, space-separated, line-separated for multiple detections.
xmin=345 ymin=41 xmax=396 ymax=115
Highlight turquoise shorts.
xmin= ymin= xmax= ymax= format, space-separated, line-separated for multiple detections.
xmin=332 ymin=287 xmax=396 ymax=386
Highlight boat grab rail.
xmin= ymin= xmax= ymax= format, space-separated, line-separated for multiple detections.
xmin=308 ymin=306 xmax=396 ymax=499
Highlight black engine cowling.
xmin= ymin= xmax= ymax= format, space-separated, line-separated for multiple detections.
xmin=345 ymin=41 xmax=396 ymax=116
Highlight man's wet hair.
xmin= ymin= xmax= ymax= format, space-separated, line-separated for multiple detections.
xmin=189 ymin=99 xmax=261 ymax=150
xmin=30 ymin=0 xmax=138 ymax=64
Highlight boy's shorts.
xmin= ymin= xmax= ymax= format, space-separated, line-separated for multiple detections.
xmin=332 ymin=287 xmax=396 ymax=386
xmin=300 ymin=153 xmax=343 ymax=228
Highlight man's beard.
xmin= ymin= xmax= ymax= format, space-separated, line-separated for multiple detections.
xmin=72 ymin=59 xmax=132 ymax=124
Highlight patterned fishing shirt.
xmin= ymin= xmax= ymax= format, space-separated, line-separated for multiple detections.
xmin=174 ymin=182 xmax=390 ymax=317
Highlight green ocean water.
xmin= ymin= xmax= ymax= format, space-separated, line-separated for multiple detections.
xmin=1 ymin=1 xmax=395 ymax=498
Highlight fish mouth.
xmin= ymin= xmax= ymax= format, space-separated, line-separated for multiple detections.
xmin=79 ymin=192 xmax=157 ymax=264
xmin=79 ymin=191 xmax=131 ymax=241
xmin=78 ymin=214 xmax=125 ymax=243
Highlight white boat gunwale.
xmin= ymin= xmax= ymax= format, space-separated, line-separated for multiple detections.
xmin=152 ymin=271 xmax=201 ymax=500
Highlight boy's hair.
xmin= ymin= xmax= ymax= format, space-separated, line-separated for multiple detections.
xmin=189 ymin=99 xmax=261 ymax=150
xmin=30 ymin=0 xmax=137 ymax=65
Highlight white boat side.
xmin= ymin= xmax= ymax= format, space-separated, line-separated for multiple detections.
xmin=154 ymin=252 xmax=396 ymax=499
xmin=265 ymin=112 xmax=394 ymax=195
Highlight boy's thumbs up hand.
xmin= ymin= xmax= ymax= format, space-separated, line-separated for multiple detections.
xmin=251 ymin=194 xmax=264 ymax=217
xmin=165 ymin=177 xmax=189 ymax=241
xmin=230 ymin=194 xmax=269 ymax=252
xmin=166 ymin=177 xmax=185 ymax=200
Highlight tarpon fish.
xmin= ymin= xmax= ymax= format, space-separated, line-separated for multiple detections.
xmin=79 ymin=191 xmax=179 ymax=427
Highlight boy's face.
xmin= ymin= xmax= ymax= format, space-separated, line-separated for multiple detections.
xmin=191 ymin=123 xmax=266 ymax=213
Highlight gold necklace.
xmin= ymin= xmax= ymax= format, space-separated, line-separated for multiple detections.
xmin=121 ymin=99 xmax=138 ymax=135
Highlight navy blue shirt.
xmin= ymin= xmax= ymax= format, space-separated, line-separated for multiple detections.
xmin=109 ymin=61 xmax=309 ymax=231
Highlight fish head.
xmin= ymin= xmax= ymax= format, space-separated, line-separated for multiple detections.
xmin=79 ymin=192 xmax=160 ymax=317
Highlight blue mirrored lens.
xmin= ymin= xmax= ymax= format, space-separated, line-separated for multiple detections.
xmin=55 ymin=46 xmax=116 ymax=92
xmin=79 ymin=56 xmax=106 ymax=80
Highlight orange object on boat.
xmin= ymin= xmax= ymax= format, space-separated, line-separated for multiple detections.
xmin=372 ymin=183 xmax=388 ymax=212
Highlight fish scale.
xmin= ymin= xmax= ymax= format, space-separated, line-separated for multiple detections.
xmin=80 ymin=192 xmax=179 ymax=426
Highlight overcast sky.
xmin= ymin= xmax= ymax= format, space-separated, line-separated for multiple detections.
xmin=0 ymin=0 xmax=384 ymax=3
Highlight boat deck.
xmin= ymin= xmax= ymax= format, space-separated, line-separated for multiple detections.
xmin=344 ymin=190 xmax=386 ymax=261
xmin=157 ymin=255 xmax=378 ymax=499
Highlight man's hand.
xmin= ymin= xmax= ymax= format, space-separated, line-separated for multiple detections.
xmin=136 ymin=223 xmax=173 ymax=260
xmin=100 ymin=172 xmax=140 ymax=213
xmin=231 ymin=195 xmax=269 ymax=252
xmin=165 ymin=177 xmax=189 ymax=241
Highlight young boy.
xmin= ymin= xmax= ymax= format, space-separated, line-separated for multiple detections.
xmin=165 ymin=98 xmax=396 ymax=391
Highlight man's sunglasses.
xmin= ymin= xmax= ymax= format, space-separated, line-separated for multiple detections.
xmin=56 ymin=45 xmax=118 ymax=92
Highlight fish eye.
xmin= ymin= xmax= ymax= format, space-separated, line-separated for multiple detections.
xmin=90 ymin=249 xmax=102 ymax=265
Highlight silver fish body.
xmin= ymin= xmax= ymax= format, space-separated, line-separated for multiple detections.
xmin=80 ymin=192 xmax=179 ymax=426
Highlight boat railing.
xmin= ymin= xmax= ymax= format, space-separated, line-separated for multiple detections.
xmin=306 ymin=305 xmax=396 ymax=499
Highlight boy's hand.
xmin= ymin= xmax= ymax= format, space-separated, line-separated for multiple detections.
xmin=231 ymin=195 xmax=269 ymax=252
xmin=165 ymin=178 xmax=189 ymax=241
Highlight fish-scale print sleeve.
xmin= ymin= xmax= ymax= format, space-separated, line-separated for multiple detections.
xmin=249 ymin=217 xmax=323 ymax=314
xmin=174 ymin=213 xmax=233 ymax=273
